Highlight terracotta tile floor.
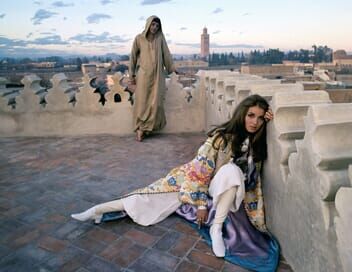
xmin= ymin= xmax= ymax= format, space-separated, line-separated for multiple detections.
xmin=0 ymin=133 xmax=293 ymax=271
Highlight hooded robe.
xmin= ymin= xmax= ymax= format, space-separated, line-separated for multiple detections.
xmin=129 ymin=15 xmax=175 ymax=132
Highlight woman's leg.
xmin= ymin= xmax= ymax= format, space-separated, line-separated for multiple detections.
xmin=71 ymin=199 xmax=124 ymax=224
xmin=210 ymin=186 xmax=237 ymax=257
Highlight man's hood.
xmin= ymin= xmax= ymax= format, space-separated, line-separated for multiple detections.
xmin=142 ymin=15 xmax=162 ymax=37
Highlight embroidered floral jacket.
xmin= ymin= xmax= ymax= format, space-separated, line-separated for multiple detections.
xmin=122 ymin=134 xmax=267 ymax=232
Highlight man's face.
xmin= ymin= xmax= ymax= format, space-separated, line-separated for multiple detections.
xmin=149 ymin=21 xmax=160 ymax=34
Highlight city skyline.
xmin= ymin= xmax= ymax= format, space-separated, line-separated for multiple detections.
xmin=1 ymin=0 xmax=352 ymax=57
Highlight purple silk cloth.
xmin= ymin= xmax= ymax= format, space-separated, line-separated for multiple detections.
xmin=176 ymin=199 xmax=270 ymax=258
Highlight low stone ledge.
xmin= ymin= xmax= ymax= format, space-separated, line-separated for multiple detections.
xmin=335 ymin=185 xmax=352 ymax=272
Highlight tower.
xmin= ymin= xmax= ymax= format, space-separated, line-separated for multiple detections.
xmin=201 ymin=27 xmax=209 ymax=59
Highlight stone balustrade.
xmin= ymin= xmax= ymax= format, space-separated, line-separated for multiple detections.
xmin=266 ymin=91 xmax=331 ymax=179
xmin=0 ymin=72 xmax=202 ymax=136
xmin=265 ymin=101 xmax=352 ymax=272
xmin=335 ymin=167 xmax=352 ymax=272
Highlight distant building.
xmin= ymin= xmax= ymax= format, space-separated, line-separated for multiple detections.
xmin=333 ymin=50 xmax=352 ymax=68
xmin=81 ymin=64 xmax=97 ymax=75
xmin=241 ymin=64 xmax=295 ymax=78
xmin=63 ymin=64 xmax=78 ymax=69
xmin=174 ymin=60 xmax=208 ymax=69
xmin=31 ymin=62 xmax=56 ymax=68
xmin=201 ymin=27 xmax=209 ymax=59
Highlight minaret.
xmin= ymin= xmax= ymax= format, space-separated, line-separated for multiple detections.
xmin=201 ymin=27 xmax=209 ymax=59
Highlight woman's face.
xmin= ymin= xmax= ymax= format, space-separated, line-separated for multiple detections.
xmin=245 ymin=105 xmax=265 ymax=133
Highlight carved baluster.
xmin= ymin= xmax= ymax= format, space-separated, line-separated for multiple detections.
xmin=46 ymin=73 xmax=72 ymax=111
xmin=16 ymin=74 xmax=43 ymax=112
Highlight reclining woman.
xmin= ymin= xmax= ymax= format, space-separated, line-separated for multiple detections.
xmin=71 ymin=94 xmax=279 ymax=272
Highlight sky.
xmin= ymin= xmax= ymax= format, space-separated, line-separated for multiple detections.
xmin=1 ymin=0 xmax=352 ymax=57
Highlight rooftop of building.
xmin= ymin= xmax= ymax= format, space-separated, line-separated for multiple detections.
xmin=0 ymin=133 xmax=293 ymax=272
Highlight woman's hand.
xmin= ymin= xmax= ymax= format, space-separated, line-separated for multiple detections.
xmin=196 ymin=207 xmax=208 ymax=228
xmin=264 ymin=108 xmax=274 ymax=122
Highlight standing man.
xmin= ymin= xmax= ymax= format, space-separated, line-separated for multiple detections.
xmin=129 ymin=16 xmax=176 ymax=142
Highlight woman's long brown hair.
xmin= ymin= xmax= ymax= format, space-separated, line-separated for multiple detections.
xmin=207 ymin=94 xmax=269 ymax=162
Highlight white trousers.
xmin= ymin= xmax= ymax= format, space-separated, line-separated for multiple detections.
xmin=93 ymin=162 xmax=245 ymax=226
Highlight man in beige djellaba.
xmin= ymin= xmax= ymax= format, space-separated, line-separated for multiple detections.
xmin=129 ymin=15 xmax=176 ymax=142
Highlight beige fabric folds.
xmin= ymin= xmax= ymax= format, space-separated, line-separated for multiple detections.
xmin=129 ymin=15 xmax=175 ymax=132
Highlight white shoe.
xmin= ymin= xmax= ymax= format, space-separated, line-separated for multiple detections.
xmin=210 ymin=224 xmax=226 ymax=257
xmin=71 ymin=207 xmax=103 ymax=224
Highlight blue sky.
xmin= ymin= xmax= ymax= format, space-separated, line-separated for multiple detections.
xmin=1 ymin=0 xmax=352 ymax=57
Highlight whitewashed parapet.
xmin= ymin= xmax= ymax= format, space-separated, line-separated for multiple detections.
xmin=335 ymin=181 xmax=352 ymax=272
xmin=304 ymin=104 xmax=352 ymax=200
xmin=74 ymin=74 xmax=102 ymax=112
xmin=249 ymin=82 xmax=304 ymax=101
xmin=0 ymin=94 xmax=10 ymax=112
xmin=15 ymin=74 xmax=43 ymax=112
xmin=266 ymin=103 xmax=352 ymax=272
xmin=0 ymin=71 xmax=203 ymax=136
xmin=266 ymin=91 xmax=331 ymax=179
xmin=224 ymin=81 xmax=236 ymax=120
xmin=203 ymin=71 xmax=239 ymax=129
xmin=164 ymin=73 xmax=204 ymax=133
xmin=46 ymin=73 xmax=72 ymax=111
xmin=106 ymin=72 xmax=130 ymax=103
xmin=235 ymin=79 xmax=281 ymax=104
xmin=0 ymin=77 xmax=8 ymax=88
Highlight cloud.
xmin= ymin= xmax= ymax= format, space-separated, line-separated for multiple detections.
xmin=86 ymin=13 xmax=112 ymax=24
xmin=69 ymin=32 xmax=130 ymax=43
xmin=0 ymin=36 xmax=27 ymax=47
xmin=26 ymin=32 xmax=33 ymax=38
xmin=212 ymin=8 xmax=223 ymax=14
xmin=31 ymin=35 xmax=69 ymax=45
xmin=1 ymin=33 xmax=67 ymax=47
xmin=174 ymin=42 xmax=264 ymax=50
xmin=179 ymin=27 xmax=187 ymax=31
xmin=141 ymin=0 xmax=171 ymax=5
xmin=31 ymin=9 xmax=58 ymax=25
xmin=0 ymin=46 xmax=69 ymax=58
xmin=139 ymin=16 xmax=145 ymax=21
xmin=242 ymin=12 xmax=250 ymax=16
xmin=0 ymin=13 xmax=5 ymax=19
xmin=212 ymin=30 xmax=220 ymax=34
xmin=175 ymin=42 xmax=200 ymax=48
xmin=101 ymin=0 xmax=117 ymax=5
xmin=52 ymin=1 xmax=74 ymax=7
xmin=33 ymin=1 xmax=41 ymax=5
xmin=210 ymin=43 xmax=264 ymax=49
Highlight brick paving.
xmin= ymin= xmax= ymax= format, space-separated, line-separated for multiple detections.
xmin=0 ymin=133 xmax=293 ymax=272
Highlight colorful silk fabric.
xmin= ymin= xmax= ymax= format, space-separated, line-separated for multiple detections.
xmin=108 ymin=134 xmax=279 ymax=271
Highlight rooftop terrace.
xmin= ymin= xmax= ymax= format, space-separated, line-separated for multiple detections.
xmin=0 ymin=133 xmax=293 ymax=272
